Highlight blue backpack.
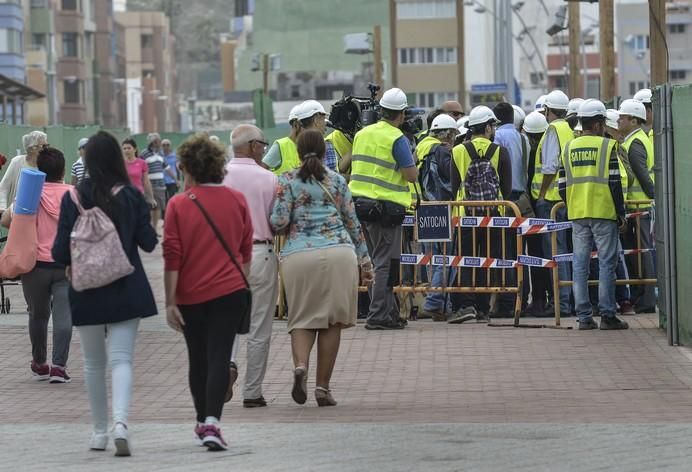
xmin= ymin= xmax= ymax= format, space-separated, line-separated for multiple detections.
xmin=419 ymin=144 xmax=453 ymax=201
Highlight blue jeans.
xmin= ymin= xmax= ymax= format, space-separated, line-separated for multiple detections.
xmin=422 ymin=242 xmax=456 ymax=312
xmin=572 ymin=219 xmax=619 ymax=322
xmin=535 ymin=199 xmax=572 ymax=314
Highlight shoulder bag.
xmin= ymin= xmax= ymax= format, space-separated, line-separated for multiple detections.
xmin=187 ymin=192 xmax=252 ymax=335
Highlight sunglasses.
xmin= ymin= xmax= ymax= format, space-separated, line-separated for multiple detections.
xmin=249 ymin=139 xmax=269 ymax=147
xmin=448 ymin=111 xmax=464 ymax=118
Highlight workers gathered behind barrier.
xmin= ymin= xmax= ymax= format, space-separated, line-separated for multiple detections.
xmin=0 ymin=83 xmax=660 ymax=456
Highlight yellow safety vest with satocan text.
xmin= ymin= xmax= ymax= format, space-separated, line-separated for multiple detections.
xmin=531 ymin=119 xmax=574 ymax=201
xmin=272 ymin=137 xmax=301 ymax=176
xmin=349 ymin=121 xmax=412 ymax=209
xmin=451 ymin=137 xmax=503 ymax=216
xmin=562 ymin=136 xmax=618 ymax=221
xmin=621 ymin=128 xmax=654 ymax=208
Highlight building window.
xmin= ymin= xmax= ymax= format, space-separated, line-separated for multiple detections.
xmin=291 ymin=84 xmax=300 ymax=99
xmin=141 ymin=34 xmax=153 ymax=49
xmin=31 ymin=0 xmax=50 ymax=8
xmin=84 ymin=32 xmax=94 ymax=58
xmin=671 ymin=70 xmax=687 ymax=80
xmin=64 ymin=80 xmax=81 ymax=104
xmin=31 ymin=34 xmax=46 ymax=50
xmin=0 ymin=28 xmax=23 ymax=54
xmin=414 ymin=92 xmax=455 ymax=108
xmin=62 ymin=0 xmax=79 ymax=10
xmin=669 ymin=24 xmax=686 ymax=34
xmin=396 ymin=0 xmax=456 ymax=19
xmin=633 ymin=34 xmax=649 ymax=51
xmin=398 ymin=47 xmax=457 ymax=65
xmin=62 ymin=33 xmax=79 ymax=57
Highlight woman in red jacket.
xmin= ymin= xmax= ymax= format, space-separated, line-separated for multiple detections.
xmin=163 ymin=134 xmax=253 ymax=452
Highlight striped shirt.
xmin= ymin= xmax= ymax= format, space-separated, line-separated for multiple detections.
xmin=144 ymin=152 xmax=168 ymax=186
xmin=71 ymin=157 xmax=86 ymax=184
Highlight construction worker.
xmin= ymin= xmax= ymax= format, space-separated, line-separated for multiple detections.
xmin=450 ymin=106 xmax=512 ymax=321
xmin=264 ymin=101 xmax=336 ymax=174
xmin=566 ymin=98 xmax=584 ymax=131
xmin=350 ymin=87 xmax=418 ymax=330
xmin=325 ymin=128 xmax=353 ymax=174
xmin=633 ymin=88 xmax=654 ymax=140
xmin=532 ymin=89 xmax=574 ymax=317
xmin=558 ymin=99 xmax=628 ymax=330
xmin=521 ymin=111 xmax=552 ymax=317
xmin=416 ymin=114 xmax=465 ymax=322
xmin=617 ymin=99 xmax=656 ymax=313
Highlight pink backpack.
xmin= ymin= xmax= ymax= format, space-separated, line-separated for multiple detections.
xmin=68 ymin=188 xmax=134 ymax=292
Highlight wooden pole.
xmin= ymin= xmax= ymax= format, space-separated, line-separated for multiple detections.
xmin=649 ymin=0 xmax=668 ymax=86
xmin=262 ymin=53 xmax=269 ymax=95
xmin=373 ymin=24 xmax=383 ymax=88
xmin=599 ymin=0 xmax=615 ymax=101
xmin=389 ymin=0 xmax=397 ymax=87
xmin=456 ymin=0 xmax=466 ymax=108
xmin=568 ymin=1 xmax=581 ymax=97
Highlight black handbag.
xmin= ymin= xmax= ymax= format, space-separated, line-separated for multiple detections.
xmin=187 ymin=192 xmax=252 ymax=335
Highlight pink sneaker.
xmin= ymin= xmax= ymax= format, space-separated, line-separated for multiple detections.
xmin=201 ymin=424 xmax=228 ymax=451
xmin=193 ymin=424 xmax=205 ymax=446
xmin=49 ymin=365 xmax=71 ymax=384
xmin=31 ymin=361 xmax=50 ymax=381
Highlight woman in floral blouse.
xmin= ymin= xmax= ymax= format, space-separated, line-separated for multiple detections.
xmin=271 ymin=130 xmax=373 ymax=407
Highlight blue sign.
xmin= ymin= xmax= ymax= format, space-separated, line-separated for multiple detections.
xmin=416 ymin=204 xmax=452 ymax=242
xmin=471 ymin=83 xmax=508 ymax=93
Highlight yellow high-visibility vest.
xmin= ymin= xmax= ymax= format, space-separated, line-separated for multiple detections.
xmin=349 ymin=121 xmax=411 ymax=209
xmin=325 ymin=130 xmax=352 ymax=173
xmin=562 ymin=135 xmax=618 ymax=221
xmin=409 ymin=135 xmax=441 ymax=204
xmin=621 ymin=128 xmax=654 ymax=208
xmin=531 ymin=119 xmax=574 ymax=201
xmin=272 ymin=137 xmax=300 ymax=176
xmin=451 ymin=137 xmax=502 ymax=216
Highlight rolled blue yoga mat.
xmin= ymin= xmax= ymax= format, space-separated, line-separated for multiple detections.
xmin=14 ymin=168 xmax=46 ymax=215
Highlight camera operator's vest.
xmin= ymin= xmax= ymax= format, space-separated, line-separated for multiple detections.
xmin=531 ymin=119 xmax=574 ymax=201
xmin=325 ymin=130 xmax=352 ymax=173
xmin=349 ymin=121 xmax=411 ymax=208
xmin=272 ymin=137 xmax=300 ymax=176
xmin=621 ymin=128 xmax=654 ymax=208
xmin=562 ymin=136 xmax=617 ymax=221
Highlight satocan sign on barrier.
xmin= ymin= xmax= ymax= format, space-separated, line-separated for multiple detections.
xmin=415 ymin=203 xmax=452 ymax=242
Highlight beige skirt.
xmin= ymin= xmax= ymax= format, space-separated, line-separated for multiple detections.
xmin=281 ymin=246 xmax=358 ymax=332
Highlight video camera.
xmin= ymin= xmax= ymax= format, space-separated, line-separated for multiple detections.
xmin=327 ymin=83 xmax=424 ymax=137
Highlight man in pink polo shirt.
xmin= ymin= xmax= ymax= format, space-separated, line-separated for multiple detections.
xmin=222 ymin=124 xmax=278 ymax=408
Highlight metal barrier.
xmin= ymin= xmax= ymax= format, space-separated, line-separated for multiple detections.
xmin=550 ymin=200 xmax=657 ymax=326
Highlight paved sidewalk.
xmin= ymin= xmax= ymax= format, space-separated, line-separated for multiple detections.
xmin=1 ymin=248 xmax=691 ymax=470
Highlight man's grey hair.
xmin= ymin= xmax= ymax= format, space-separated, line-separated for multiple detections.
xmin=230 ymin=124 xmax=264 ymax=151
xmin=147 ymin=132 xmax=161 ymax=144
xmin=23 ymin=130 xmax=48 ymax=151
xmin=161 ymin=139 xmax=172 ymax=146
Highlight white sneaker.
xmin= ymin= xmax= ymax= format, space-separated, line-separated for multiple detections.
xmin=89 ymin=432 xmax=108 ymax=451
xmin=112 ymin=423 xmax=131 ymax=457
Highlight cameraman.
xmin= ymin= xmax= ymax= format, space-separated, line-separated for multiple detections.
xmin=350 ymin=88 xmax=418 ymax=331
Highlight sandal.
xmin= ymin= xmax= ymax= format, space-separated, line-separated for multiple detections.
xmin=315 ymin=386 xmax=337 ymax=407
xmin=291 ymin=366 xmax=307 ymax=405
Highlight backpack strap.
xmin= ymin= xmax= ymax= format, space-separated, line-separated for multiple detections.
xmin=521 ymin=135 xmax=529 ymax=174
xmin=69 ymin=188 xmax=85 ymax=215
xmin=485 ymin=143 xmax=499 ymax=161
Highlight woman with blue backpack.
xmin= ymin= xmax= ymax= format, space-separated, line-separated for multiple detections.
xmin=52 ymin=131 xmax=158 ymax=457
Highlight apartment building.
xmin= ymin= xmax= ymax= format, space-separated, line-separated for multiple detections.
xmin=115 ymin=10 xmax=177 ymax=133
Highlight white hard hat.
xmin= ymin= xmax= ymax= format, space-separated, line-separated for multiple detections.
xmin=295 ymin=100 xmax=326 ymax=121
xmin=467 ymin=105 xmax=498 ymax=127
xmin=544 ymin=90 xmax=570 ymax=110
xmin=618 ymin=98 xmax=647 ymax=121
xmin=512 ymin=105 xmax=526 ymax=128
xmin=577 ymin=98 xmax=607 ymax=118
xmin=633 ymin=88 xmax=652 ymax=104
xmin=430 ymin=114 xmax=459 ymax=131
xmin=379 ymin=87 xmax=408 ymax=111
xmin=457 ymin=116 xmax=469 ymax=135
xmin=288 ymin=104 xmax=300 ymax=123
xmin=567 ymin=98 xmax=585 ymax=117
xmin=78 ymin=137 xmax=89 ymax=149
xmin=535 ymin=95 xmax=547 ymax=112
xmin=522 ymin=111 xmax=549 ymax=134
xmin=606 ymin=109 xmax=619 ymax=130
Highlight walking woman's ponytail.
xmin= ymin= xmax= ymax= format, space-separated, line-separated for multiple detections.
xmin=296 ymin=129 xmax=326 ymax=182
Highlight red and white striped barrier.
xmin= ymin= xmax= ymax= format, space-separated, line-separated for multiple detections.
xmin=399 ymin=253 xmax=432 ymax=265
xmin=432 ymin=255 xmax=518 ymax=268
xmin=553 ymin=248 xmax=656 ymax=263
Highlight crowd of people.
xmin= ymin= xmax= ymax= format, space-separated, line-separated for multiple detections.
xmin=0 ymin=83 xmax=656 ymax=456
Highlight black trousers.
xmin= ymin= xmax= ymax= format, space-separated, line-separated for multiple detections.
xmin=180 ymin=290 xmax=249 ymax=423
